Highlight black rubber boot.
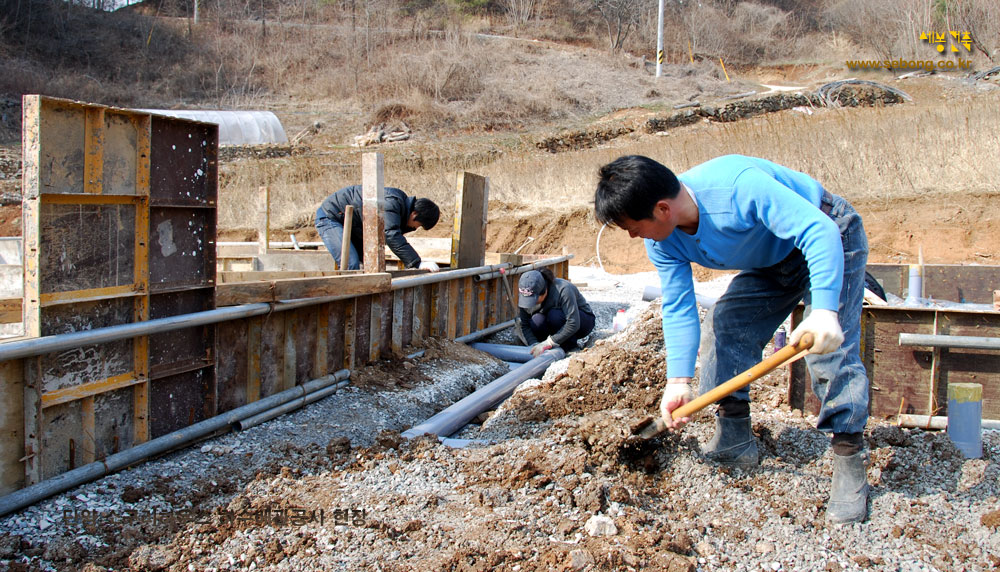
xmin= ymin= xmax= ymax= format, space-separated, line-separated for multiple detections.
xmin=826 ymin=450 xmax=870 ymax=525
xmin=702 ymin=415 xmax=759 ymax=469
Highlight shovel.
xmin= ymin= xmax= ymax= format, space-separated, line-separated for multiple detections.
xmin=633 ymin=332 xmax=814 ymax=440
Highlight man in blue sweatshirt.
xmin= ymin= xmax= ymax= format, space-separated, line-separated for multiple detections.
xmin=594 ymin=155 xmax=870 ymax=525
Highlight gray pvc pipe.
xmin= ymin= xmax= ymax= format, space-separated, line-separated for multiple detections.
xmin=235 ymin=379 xmax=351 ymax=431
xmin=473 ymin=255 xmax=573 ymax=282
xmin=469 ymin=342 xmax=533 ymax=363
xmin=453 ymin=320 xmax=515 ymax=344
xmin=402 ymin=347 xmax=565 ymax=440
xmin=897 ymin=414 xmax=1000 ymax=431
xmin=898 ymin=333 xmax=1000 ymax=350
xmin=0 ymin=370 xmax=350 ymax=517
xmin=0 ymin=303 xmax=271 ymax=363
xmin=391 ymin=263 xmax=511 ymax=290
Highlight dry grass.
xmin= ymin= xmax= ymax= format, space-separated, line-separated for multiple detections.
xmin=219 ymin=82 xmax=1000 ymax=235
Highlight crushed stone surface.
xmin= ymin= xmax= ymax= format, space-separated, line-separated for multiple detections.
xmin=1 ymin=267 xmax=998 ymax=572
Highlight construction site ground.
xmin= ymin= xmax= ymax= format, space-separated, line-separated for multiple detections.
xmin=0 ymin=63 xmax=999 ymax=571
xmin=0 ymin=270 xmax=997 ymax=572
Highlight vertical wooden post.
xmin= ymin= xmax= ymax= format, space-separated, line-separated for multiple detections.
xmin=362 ymin=153 xmax=385 ymax=274
xmin=258 ymin=186 xmax=270 ymax=256
xmin=392 ymin=290 xmax=405 ymax=355
xmin=344 ymin=299 xmax=356 ymax=370
xmin=370 ymin=294 xmax=382 ymax=363
xmin=413 ymin=285 xmax=427 ymax=345
xmin=315 ymin=310 xmax=329 ymax=378
xmin=83 ymin=107 xmax=104 ymax=194
xmin=450 ymin=172 xmax=489 ymax=269
xmin=81 ymin=397 xmax=95 ymax=464
xmin=247 ymin=316 xmax=262 ymax=402
xmin=283 ymin=315 xmax=297 ymax=390
xmin=461 ymin=276 xmax=474 ymax=337
xmin=133 ymin=114 xmax=151 ymax=445
xmin=23 ymin=358 xmax=42 ymax=485
xmin=447 ymin=280 xmax=460 ymax=339
xmin=341 ymin=205 xmax=355 ymax=271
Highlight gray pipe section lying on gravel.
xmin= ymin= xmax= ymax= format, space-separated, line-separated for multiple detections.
xmin=401 ymin=347 xmax=565 ymax=440
xmin=235 ymin=379 xmax=351 ymax=430
xmin=896 ymin=414 xmax=1000 ymax=431
xmin=898 ymin=333 xmax=1000 ymax=350
xmin=469 ymin=342 xmax=534 ymax=363
xmin=473 ymin=255 xmax=573 ymax=282
xmin=453 ymin=320 xmax=515 ymax=344
xmin=0 ymin=370 xmax=350 ymax=518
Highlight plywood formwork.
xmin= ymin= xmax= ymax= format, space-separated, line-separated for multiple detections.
xmin=0 ymin=132 xmax=573 ymax=497
xmin=17 ymin=96 xmax=218 ymax=485
xmin=788 ymin=264 xmax=1000 ymax=421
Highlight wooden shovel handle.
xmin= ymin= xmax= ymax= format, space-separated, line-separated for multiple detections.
xmin=670 ymin=332 xmax=814 ymax=420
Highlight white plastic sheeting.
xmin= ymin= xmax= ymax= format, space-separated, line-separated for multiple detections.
xmin=138 ymin=110 xmax=288 ymax=145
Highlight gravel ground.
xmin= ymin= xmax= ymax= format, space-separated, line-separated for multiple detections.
xmin=1 ymin=266 xmax=998 ymax=572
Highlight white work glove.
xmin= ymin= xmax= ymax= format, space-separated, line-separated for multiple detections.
xmin=789 ymin=308 xmax=843 ymax=354
xmin=660 ymin=380 xmax=694 ymax=430
xmin=418 ymin=260 xmax=440 ymax=273
xmin=530 ymin=336 xmax=556 ymax=358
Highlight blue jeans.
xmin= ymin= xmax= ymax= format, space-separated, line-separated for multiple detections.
xmin=700 ymin=193 xmax=869 ymax=435
xmin=530 ymin=309 xmax=596 ymax=351
xmin=316 ymin=207 xmax=360 ymax=270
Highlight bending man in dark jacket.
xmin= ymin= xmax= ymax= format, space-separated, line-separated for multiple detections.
xmin=518 ymin=268 xmax=596 ymax=357
xmin=315 ymin=186 xmax=441 ymax=271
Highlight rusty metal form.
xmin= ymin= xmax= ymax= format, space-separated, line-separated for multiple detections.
xmin=788 ymin=264 xmax=1000 ymax=421
xmin=10 ymin=96 xmax=218 ymax=491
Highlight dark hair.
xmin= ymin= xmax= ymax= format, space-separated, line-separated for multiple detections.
xmin=413 ymin=198 xmax=440 ymax=230
xmin=538 ymin=267 xmax=555 ymax=296
xmin=594 ymin=155 xmax=680 ymax=227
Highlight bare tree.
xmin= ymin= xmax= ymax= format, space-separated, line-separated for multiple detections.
xmin=500 ymin=0 xmax=541 ymax=28
xmin=591 ymin=0 xmax=642 ymax=52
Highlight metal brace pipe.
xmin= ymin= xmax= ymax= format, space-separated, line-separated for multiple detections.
xmin=898 ymin=333 xmax=1000 ymax=350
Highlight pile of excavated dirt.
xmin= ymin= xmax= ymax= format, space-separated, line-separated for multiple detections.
xmin=3 ymin=290 xmax=997 ymax=571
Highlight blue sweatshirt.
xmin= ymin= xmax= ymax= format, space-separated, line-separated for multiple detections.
xmin=646 ymin=155 xmax=843 ymax=378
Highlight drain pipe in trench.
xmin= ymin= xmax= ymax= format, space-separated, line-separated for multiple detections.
xmin=402 ymin=347 xmax=566 ymax=444
xmin=0 ymin=370 xmax=350 ymax=518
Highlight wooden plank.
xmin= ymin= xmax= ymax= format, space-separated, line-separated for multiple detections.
xmin=380 ymin=291 xmax=392 ymax=358
xmin=84 ymin=107 xmax=104 ymax=194
xmin=39 ymin=285 xmax=140 ymax=306
xmin=259 ymin=312 xmax=285 ymax=398
xmin=355 ymin=296 xmax=372 ymax=367
xmin=216 ymin=273 xmax=391 ymax=306
xmin=487 ymin=279 xmax=498 ymax=328
xmin=292 ymin=308 xmax=317 ymax=386
xmin=315 ymin=307 xmax=329 ymax=378
xmin=218 ymin=270 xmax=349 ymax=283
xmin=41 ymin=372 xmax=139 ymax=408
xmin=401 ymin=288 xmax=413 ymax=349
xmin=283 ymin=312 xmax=297 ymax=391
xmin=476 ymin=280 xmax=487 ymax=332
xmin=461 ymin=276 xmax=474 ymax=337
xmin=0 ymin=358 xmax=25 ymax=495
xmin=369 ymin=294 xmax=382 ymax=363
xmin=430 ymin=283 xmax=444 ymax=337
xmin=326 ymin=301 xmax=345 ymax=373
xmin=215 ymin=319 xmax=249 ymax=412
xmin=447 ymin=279 xmax=459 ymax=339
xmin=0 ymin=298 xmax=21 ymax=324
xmin=392 ymin=289 xmax=404 ymax=355
xmin=244 ymin=315 xmax=261 ymax=403
xmin=80 ymin=396 xmax=95 ymax=465
xmin=23 ymin=357 xmax=43 ymax=485
xmin=412 ymin=285 xmax=427 ymax=345
xmin=258 ymin=186 xmax=269 ymax=256
xmin=343 ymin=299 xmax=356 ymax=370
xmin=450 ymin=172 xmax=489 ymax=269
xmin=362 ymin=153 xmax=386 ymax=274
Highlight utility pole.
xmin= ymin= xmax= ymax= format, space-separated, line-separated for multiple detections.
xmin=655 ymin=0 xmax=664 ymax=77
